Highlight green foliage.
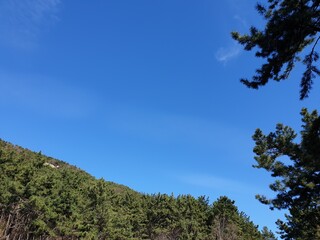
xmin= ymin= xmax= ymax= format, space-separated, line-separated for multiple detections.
xmin=210 ymin=196 xmax=241 ymax=240
xmin=233 ymin=1 xmax=320 ymax=238
xmin=232 ymin=0 xmax=320 ymax=99
xmin=209 ymin=196 xmax=263 ymax=240
xmin=0 ymin=139 xmax=267 ymax=239
xmin=252 ymin=109 xmax=320 ymax=239
xmin=261 ymin=226 xmax=277 ymax=240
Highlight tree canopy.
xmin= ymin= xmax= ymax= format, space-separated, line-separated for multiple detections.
xmin=232 ymin=0 xmax=320 ymax=99
xmin=252 ymin=108 xmax=320 ymax=239
xmin=0 ymin=139 xmax=270 ymax=240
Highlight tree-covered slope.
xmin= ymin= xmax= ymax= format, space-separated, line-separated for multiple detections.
xmin=0 ymin=139 xmax=274 ymax=239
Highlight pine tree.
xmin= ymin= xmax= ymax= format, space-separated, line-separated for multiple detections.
xmin=232 ymin=0 xmax=320 ymax=99
xmin=210 ymin=196 xmax=241 ymax=240
xmin=261 ymin=226 xmax=277 ymax=240
xmin=252 ymin=108 xmax=320 ymax=239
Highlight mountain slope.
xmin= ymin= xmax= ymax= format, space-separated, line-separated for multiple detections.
xmin=0 ymin=139 xmax=273 ymax=239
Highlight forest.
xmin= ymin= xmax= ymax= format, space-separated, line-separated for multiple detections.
xmin=0 ymin=139 xmax=275 ymax=239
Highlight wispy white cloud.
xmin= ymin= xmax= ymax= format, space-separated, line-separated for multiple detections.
xmin=177 ymin=173 xmax=257 ymax=194
xmin=234 ymin=14 xmax=248 ymax=29
xmin=0 ymin=0 xmax=61 ymax=49
xmin=0 ymin=72 xmax=96 ymax=118
xmin=215 ymin=43 xmax=241 ymax=64
xmin=215 ymin=1 xmax=252 ymax=65
xmin=101 ymin=106 xmax=251 ymax=153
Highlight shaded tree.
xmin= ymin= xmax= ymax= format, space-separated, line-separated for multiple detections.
xmin=233 ymin=1 xmax=320 ymax=239
xmin=232 ymin=0 xmax=320 ymax=99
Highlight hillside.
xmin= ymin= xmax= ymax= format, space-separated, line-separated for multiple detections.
xmin=0 ymin=139 xmax=274 ymax=239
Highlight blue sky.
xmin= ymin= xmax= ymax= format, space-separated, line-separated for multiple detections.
xmin=1 ymin=0 xmax=319 ymax=235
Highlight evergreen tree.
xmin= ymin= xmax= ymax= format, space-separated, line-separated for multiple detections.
xmin=233 ymin=1 xmax=320 ymax=239
xmin=252 ymin=109 xmax=320 ymax=239
xmin=209 ymin=196 xmax=241 ymax=240
xmin=232 ymin=0 xmax=320 ymax=99
xmin=261 ymin=226 xmax=277 ymax=240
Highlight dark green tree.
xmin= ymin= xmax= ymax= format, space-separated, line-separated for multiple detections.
xmin=209 ymin=196 xmax=241 ymax=240
xmin=232 ymin=0 xmax=320 ymax=99
xmin=252 ymin=108 xmax=320 ymax=239
xmin=232 ymin=1 xmax=320 ymax=239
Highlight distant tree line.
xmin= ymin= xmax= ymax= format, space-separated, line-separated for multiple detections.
xmin=0 ymin=139 xmax=275 ymax=240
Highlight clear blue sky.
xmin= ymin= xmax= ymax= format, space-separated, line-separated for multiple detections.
xmin=0 ymin=0 xmax=319 ymax=235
